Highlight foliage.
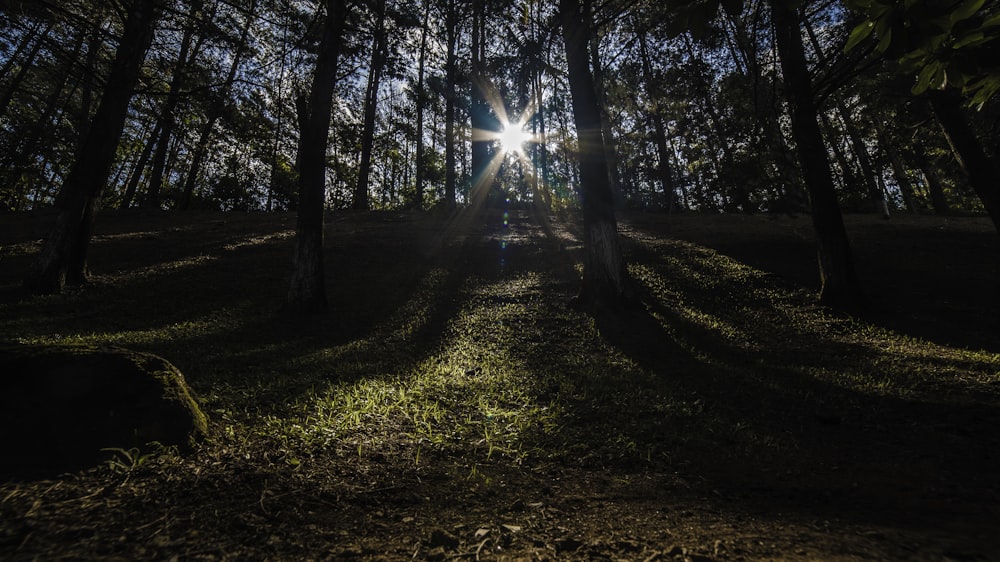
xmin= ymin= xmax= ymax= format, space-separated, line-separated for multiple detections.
xmin=845 ymin=0 xmax=1000 ymax=107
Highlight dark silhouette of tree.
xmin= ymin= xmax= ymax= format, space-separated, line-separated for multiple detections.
xmin=287 ymin=0 xmax=349 ymax=312
xmin=771 ymin=0 xmax=863 ymax=309
xmin=25 ymin=0 xmax=165 ymax=294
xmin=560 ymin=0 xmax=630 ymax=310
xmin=142 ymin=0 xmax=207 ymax=209
xmin=929 ymin=90 xmax=1000 ymax=233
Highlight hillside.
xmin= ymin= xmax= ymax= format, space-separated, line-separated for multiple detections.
xmin=1 ymin=209 xmax=998 ymax=561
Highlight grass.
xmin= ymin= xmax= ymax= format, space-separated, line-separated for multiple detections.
xmin=1 ymin=208 xmax=999 ymax=560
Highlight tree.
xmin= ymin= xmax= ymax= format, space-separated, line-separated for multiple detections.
xmin=142 ymin=0 xmax=208 ymax=209
xmin=560 ymin=0 xmax=630 ymax=309
xmin=353 ymin=0 xmax=388 ymax=211
xmin=25 ymin=0 xmax=165 ymax=294
xmin=929 ymin=90 xmax=1000 ymax=232
xmin=179 ymin=0 xmax=257 ymax=210
xmin=771 ymin=0 xmax=864 ymax=309
xmin=286 ymin=0 xmax=349 ymax=312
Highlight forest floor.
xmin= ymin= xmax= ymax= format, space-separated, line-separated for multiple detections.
xmin=1 ymin=207 xmax=999 ymax=561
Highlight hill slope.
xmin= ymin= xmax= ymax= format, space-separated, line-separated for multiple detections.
xmin=1 ymin=209 xmax=998 ymax=561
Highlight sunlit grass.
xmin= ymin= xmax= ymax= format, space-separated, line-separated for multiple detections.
xmin=2 ymin=210 xmax=998 ymax=499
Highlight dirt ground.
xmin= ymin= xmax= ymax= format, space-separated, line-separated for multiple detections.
xmin=0 ymin=208 xmax=998 ymax=561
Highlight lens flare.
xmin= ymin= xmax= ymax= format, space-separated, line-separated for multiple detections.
xmin=498 ymin=121 xmax=531 ymax=155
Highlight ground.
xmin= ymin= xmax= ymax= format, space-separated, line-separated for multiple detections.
xmin=0 ymin=208 xmax=998 ymax=561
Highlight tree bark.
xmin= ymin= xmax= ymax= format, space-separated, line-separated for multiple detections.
xmin=929 ymin=90 xmax=1000 ymax=233
xmin=287 ymin=0 xmax=348 ymax=312
xmin=353 ymin=0 xmax=386 ymax=211
xmin=143 ymin=0 xmax=204 ymax=209
xmin=771 ymin=0 xmax=863 ymax=309
xmin=444 ymin=0 xmax=458 ymax=208
xmin=560 ymin=0 xmax=630 ymax=309
xmin=24 ymin=0 xmax=163 ymax=294
xmin=0 ymin=19 xmax=54 ymax=121
xmin=179 ymin=1 xmax=255 ymax=211
xmin=412 ymin=0 xmax=430 ymax=209
xmin=638 ymin=28 xmax=677 ymax=211
xmin=912 ymin=145 xmax=951 ymax=215
xmin=469 ymin=0 xmax=490 ymax=206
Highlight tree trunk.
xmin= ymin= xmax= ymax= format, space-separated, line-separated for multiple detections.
xmin=771 ymin=0 xmax=863 ymax=309
xmin=912 ymin=145 xmax=951 ymax=215
xmin=119 ymin=119 xmax=160 ymax=209
xmin=287 ymin=0 xmax=347 ymax=312
xmin=803 ymin=18 xmax=886 ymax=217
xmin=353 ymin=0 xmax=386 ymax=211
xmin=179 ymin=2 xmax=255 ymax=211
xmin=929 ymin=90 xmax=1000 ymax=233
xmin=584 ymin=1 xmax=623 ymax=202
xmin=444 ymin=0 xmax=458 ymax=208
xmin=0 ymin=19 xmax=54 ymax=121
xmin=638 ymin=28 xmax=677 ymax=211
xmin=413 ymin=0 xmax=430 ymax=209
xmin=878 ymin=125 xmax=919 ymax=213
xmin=143 ymin=0 xmax=204 ymax=209
xmin=560 ymin=0 xmax=630 ymax=309
xmin=25 ymin=0 xmax=164 ymax=294
xmin=469 ymin=0 xmax=490 ymax=206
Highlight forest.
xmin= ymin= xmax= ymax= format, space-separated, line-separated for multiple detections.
xmin=1 ymin=0 xmax=999 ymax=560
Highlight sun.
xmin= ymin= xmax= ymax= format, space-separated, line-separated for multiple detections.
xmin=497 ymin=121 xmax=532 ymax=155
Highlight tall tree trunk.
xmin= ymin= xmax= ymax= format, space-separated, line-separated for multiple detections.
xmin=0 ymin=19 xmax=54 ymax=121
xmin=287 ymin=0 xmax=348 ymax=312
xmin=119 ymin=118 xmax=160 ymax=209
xmin=681 ymin=33 xmax=752 ymax=212
xmin=353 ymin=0 xmax=386 ymax=211
xmin=4 ymin=30 xmax=85 ymax=211
xmin=560 ymin=0 xmax=629 ymax=309
xmin=25 ymin=0 xmax=164 ymax=294
xmin=143 ymin=0 xmax=204 ymax=209
xmin=638 ymin=28 xmax=676 ymax=211
xmin=584 ymin=1 xmax=622 ymax=201
xmin=876 ymin=123 xmax=919 ymax=213
xmin=179 ymin=1 xmax=255 ymax=210
xmin=771 ymin=0 xmax=863 ymax=309
xmin=804 ymin=18 xmax=886 ymax=217
xmin=469 ymin=0 xmax=489 ymax=205
xmin=929 ymin=90 xmax=1000 ymax=233
xmin=444 ymin=0 xmax=458 ymax=208
xmin=412 ymin=0 xmax=430 ymax=209
xmin=912 ymin=145 xmax=951 ymax=215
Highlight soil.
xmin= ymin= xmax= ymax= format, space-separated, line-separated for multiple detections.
xmin=0 ymin=208 xmax=998 ymax=561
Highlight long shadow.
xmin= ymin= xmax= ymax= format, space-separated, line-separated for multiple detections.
xmin=581 ymin=229 xmax=1000 ymax=546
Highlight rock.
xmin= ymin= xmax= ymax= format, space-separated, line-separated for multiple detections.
xmin=427 ymin=529 xmax=459 ymax=549
xmin=0 ymin=343 xmax=208 ymax=476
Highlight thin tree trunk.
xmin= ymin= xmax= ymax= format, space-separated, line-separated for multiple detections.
xmin=877 ymin=123 xmax=919 ymax=213
xmin=772 ymin=0 xmax=863 ymax=309
xmin=120 ymin=118 xmax=160 ymax=209
xmin=804 ymin=18 xmax=886 ymax=217
xmin=584 ymin=1 xmax=622 ymax=201
xmin=25 ymin=0 xmax=164 ymax=294
xmin=287 ymin=0 xmax=348 ymax=312
xmin=470 ymin=0 xmax=489 ymax=205
xmin=179 ymin=1 xmax=255 ymax=210
xmin=444 ymin=0 xmax=458 ymax=208
xmin=638 ymin=28 xmax=676 ymax=211
xmin=560 ymin=0 xmax=629 ymax=309
xmin=929 ymin=90 xmax=1000 ymax=233
xmin=143 ymin=0 xmax=204 ymax=209
xmin=353 ymin=0 xmax=386 ymax=211
xmin=413 ymin=0 xmax=430 ymax=209
xmin=912 ymin=145 xmax=950 ymax=215
xmin=0 ymin=19 xmax=54 ymax=120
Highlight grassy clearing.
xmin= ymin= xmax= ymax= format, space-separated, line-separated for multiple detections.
xmin=1 ymin=209 xmax=998 ymax=560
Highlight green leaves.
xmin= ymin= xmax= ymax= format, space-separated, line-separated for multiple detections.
xmin=844 ymin=0 xmax=1000 ymax=107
